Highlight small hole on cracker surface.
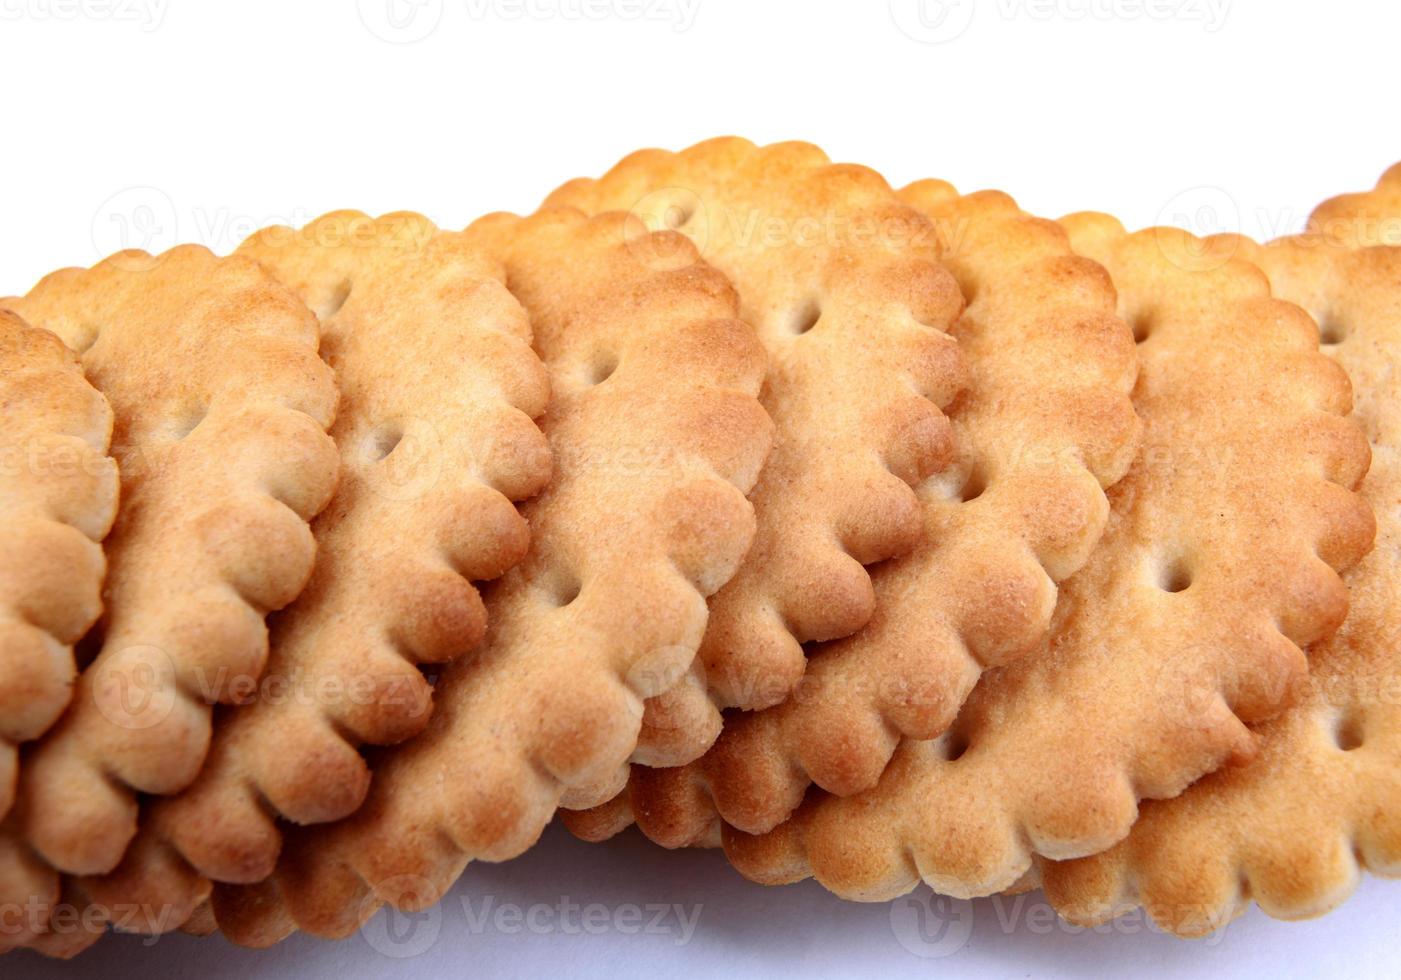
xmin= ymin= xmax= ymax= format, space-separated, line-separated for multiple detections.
xmin=75 ymin=322 xmax=102 ymax=353
xmin=1335 ymin=711 xmax=1365 ymax=751
xmin=545 ymin=572 xmax=581 ymax=608
xmin=789 ymin=300 xmax=822 ymax=336
xmin=588 ymin=353 xmax=618 ymax=386
xmin=1130 ymin=315 xmax=1153 ymax=344
xmin=175 ymin=406 xmax=208 ymax=440
xmin=370 ymin=425 xmax=403 ymax=461
xmin=321 ymin=278 xmax=353 ymax=319
xmin=957 ymin=277 xmax=981 ymax=308
xmin=1158 ymin=557 xmax=1193 ymax=594
xmin=1318 ymin=314 xmax=1347 ymax=346
xmin=958 ymin=464 xmax=987 ymax=503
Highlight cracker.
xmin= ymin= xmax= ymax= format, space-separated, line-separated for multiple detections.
xmin=1042 ymin=172 xmax=1401 ymax=935
xmin=1308 ymin=162 xmax=1401 ymax=247
xmin=0 ymin=312 xmax=118 ymax=818
xmin=0 ymin=246 xmax=339 ymax=884
xmin=724 ymin=218 xmax=1374 ymax=900
xmin=166 ymin=212 xmax=547 ymax=874
xmin=0 ymin=818 xmax=212 ymax=957
xmin=546 ymin=139 xmax=966 ymax=757
xmin=202 ymin=207 xmax=772 ymax=945
xmin=0 ymin=820 xmax=55 ymax=954
xmin=13 ymin=213 xmax=557 ymax=950
xmin=569 ymin=186 xmax=1142 ymax=845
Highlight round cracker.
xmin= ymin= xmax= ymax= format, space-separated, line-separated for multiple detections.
xmin=725 ymin=218 xmax=1373 ymax=902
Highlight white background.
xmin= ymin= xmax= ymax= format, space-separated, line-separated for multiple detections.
xmin=3 ymin=0 xmax=1398 ymax=976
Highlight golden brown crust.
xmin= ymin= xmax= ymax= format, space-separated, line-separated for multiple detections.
xmin=45 ymin=212 xmax=555 ymax=935
xmin=0 ymin=825 xmax=213 ymax=957
xmin=1307 ymin=162 xmax=1401 ymax=247
xmin=0 ymin=817 xmax=60 ymax=953
xmin=1042 ymin=172 xmax=1401 ymax=936
xmin=559 ymin=791 xmax=641 ymax=844
xmin=0 ymin=312 xmax=117 ymax=818
xmin=2 ymin=246 xmax=340 ymax=883
xmin=180 ymin=901 xmax=217 ymax=937
xmin=591 ymin=186 xmax=1143 ymax=847
xmin=724 ymin=218 xmax=1374 ymax=901
xmin=547 ymin=139 xmax=966 ymax=738
xmin=207 ymin=207 xmax=773 ymax=945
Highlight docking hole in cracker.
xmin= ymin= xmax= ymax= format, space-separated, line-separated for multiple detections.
xmin=565 ymin=185 xmax=1143 ymax=848
xmin=721 ymin=216 xmax=1374 ymax=903
xmin=199 ymin=206 xmax=773 ymax=947
xmin=1042 ymin=168 xmax=1401 ymax=936
xmin=546 ymin=139 xmax=967 ymax=772
xmin=13 ymin=212 xmax=560 ymax=956
xmin=0 ymin=246 xmax=339 ymax=916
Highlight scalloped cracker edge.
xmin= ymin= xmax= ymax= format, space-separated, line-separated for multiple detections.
xmin=0 ymin=312 xmax=118 ymax=819
xmin=1043 ymin=167 xmax=1401 ymax=936
xmin=204 ymin=206 xmax=773 ymax=946
xmin=570 ymin=185 xmax=1144 ymax=846
xmin=546 ymin=139 xmax=967 ymax=761
xmin=723 ymin=217 xmax=1374 ymax=902
xmin=46 ymin=213 xmax=557 ymax=942
xmin=2 ymin=245 xmax=339 ymax=885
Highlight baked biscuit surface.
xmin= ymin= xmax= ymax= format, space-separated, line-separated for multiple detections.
xmin=41 ymin=213 xmax=556 ymax=929
xmin=0 ymin=312 xmax=118 ymax=818
xmin=568 ymin=186 xmax=1143 ymax=846
xmin=1042 ymin=170 xmax=1401 ymax=935
xmin=1308 ymin=162 xmax=1401 ymax=247
xmin=2 ymin=247 xmax=340 ymax=880
xmin=724 ymin=219 xmax=1374 ymax=901
xmin=547 ymin=138 xmax=967 ymax=755
xmin=205 ymin=207 xmax=773 ymax=946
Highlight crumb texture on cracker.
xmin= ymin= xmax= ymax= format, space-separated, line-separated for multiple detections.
xmin=1 ymin=246 xmax=340 ymax=883
xmin=0 ymin=312 xmax=118 ymax=819
xmin=208 ymin=206 xmax=773 ymax=946
xmin=61 ymin=212 xmax=555 ymax=935
xmin=591 ymin=186 xmax=1143 ymax=847
xmin=1043 ymin=170 xmax=1401 ymax=936
xmin=724 ymin=218 xmax=1374 ymax=902
xmin=547 ymin=138 xmax=966 ymax=741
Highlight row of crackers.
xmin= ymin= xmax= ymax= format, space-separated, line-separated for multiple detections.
xmin=1 ymin=139 xmax=1397 ymax=956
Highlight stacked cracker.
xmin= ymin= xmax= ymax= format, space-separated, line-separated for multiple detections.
xmin=0 ymin=142 xmax=1397 ymax=960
